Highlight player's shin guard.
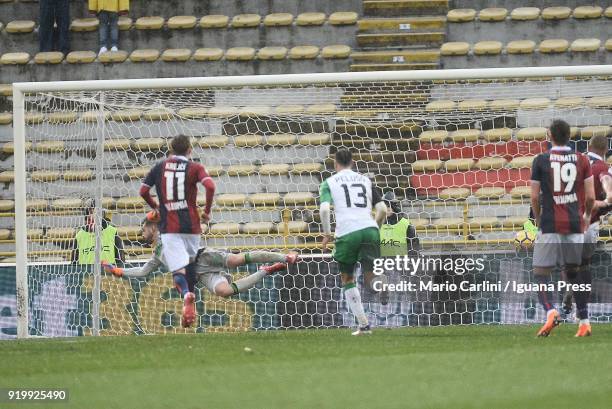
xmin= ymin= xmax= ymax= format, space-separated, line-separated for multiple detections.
xmin=343 ymin=283 xmax=368 ymax=327
xmin=243 ymin=251 xmax=286 ymax=264
xmin=172 ymin=272 xmax=190 ymax=297
xmin=535 ymin=274 xmax=555 ymax=312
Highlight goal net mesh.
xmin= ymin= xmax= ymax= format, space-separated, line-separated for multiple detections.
xmin=9 ymin=72 xmax=612 ymax=337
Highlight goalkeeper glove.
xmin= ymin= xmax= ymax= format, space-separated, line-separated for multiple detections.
xmin=146 ymin=209 xmax=160 ymax=223
xmin=102 ymin=261 xmax=124 ymax=277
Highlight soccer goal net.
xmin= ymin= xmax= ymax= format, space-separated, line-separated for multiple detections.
xmin=7 ymin=65 xmax=612 ymax=338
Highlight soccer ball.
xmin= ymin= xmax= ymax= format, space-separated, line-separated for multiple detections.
xmin=514 ymin=230 xmax=536 ymax=250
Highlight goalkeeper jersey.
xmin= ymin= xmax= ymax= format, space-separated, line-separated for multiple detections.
xmin=319 ymin=169 xmax=381 ymax=238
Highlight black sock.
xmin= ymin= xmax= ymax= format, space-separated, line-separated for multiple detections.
xmin=185 ymin=263 xmax=198 ymax=293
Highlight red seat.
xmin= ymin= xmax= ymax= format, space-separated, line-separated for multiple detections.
xmin=416 ymin=141 xmax=548 ymax=161
xmin=410 ymin=168 xmax=531 ymax=196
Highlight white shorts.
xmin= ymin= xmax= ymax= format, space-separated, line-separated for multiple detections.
xmin=160 ymin=233 xmax=201 ymax=272
xmin=532 ymin=232 xmax=584 ymax=268
xmin=582 ymin=222 xmax=599 ymax=261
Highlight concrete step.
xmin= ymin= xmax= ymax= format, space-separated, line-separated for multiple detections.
xmin=358 ymin=17 xmax=445 ymax=32
xmin=351 ymin=49 xmax=439 ymax=63
xmin=363 ymin=0 xmax=448 ymax=17
xmin=357 ymin=32 xmax=444 ymax=48
xmin=350 ymin=62 xmax=438 ymax=71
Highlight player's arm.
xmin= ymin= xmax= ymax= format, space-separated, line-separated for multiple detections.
xmin=196 ymin=163 xmax=216 ymax=222
xmin=103 ymin=254 xmax=163 ymax=278
xmin=530 ymin=155 xmax=543 ymax=227
xmin=372 ymin=186 xmax=387 ymax=227
xmin=596 ymin=171 xmax=612 ymax=208
xmin=139 ymin=164 xmax=159 ymax=210
xmin=319 ymin=180 xmax=333 ymax=250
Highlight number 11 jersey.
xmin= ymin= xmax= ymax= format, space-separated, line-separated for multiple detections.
xmin=319 ymin=169 xmax=381 ymax=237
xmin=531 ymin=146 xmax=592 ymax=234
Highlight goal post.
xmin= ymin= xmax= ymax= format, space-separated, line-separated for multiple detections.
xmin=11 ymin=65 xmax=612 ymax=338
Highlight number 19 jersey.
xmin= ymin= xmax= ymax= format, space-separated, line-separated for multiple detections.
xmin=319 ymin=169 xmax=381 ymax=237
xmin=531 ymin=146 xmax=592 ymax=234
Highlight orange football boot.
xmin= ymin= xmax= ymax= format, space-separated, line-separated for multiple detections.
xmin=536 ymin=309 xmax=560 ymax=337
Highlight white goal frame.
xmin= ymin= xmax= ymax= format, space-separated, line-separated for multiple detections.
xmin=13 ymin=64 xmax=612 ymax=338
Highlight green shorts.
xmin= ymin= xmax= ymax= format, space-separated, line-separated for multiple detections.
xmin=333 ymin=227 xmax=380 ymax=276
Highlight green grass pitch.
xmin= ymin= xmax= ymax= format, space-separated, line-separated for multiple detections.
xmin=1 ymin=325 xmax=611 ymax=409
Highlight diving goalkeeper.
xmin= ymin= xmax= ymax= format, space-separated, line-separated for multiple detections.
xmin=103 ymin=215 xmax=299 ymax=300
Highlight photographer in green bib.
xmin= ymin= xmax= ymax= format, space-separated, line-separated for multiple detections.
xmin=71 ymin=204 xmax=125 ymax=266
xmin=379 ymin=192 xmax=420 ymax=257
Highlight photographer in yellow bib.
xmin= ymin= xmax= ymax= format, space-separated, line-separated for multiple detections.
xmin=379 ymin=191 xmax=420 ymax=257
xmin=71 ymin=204 xmax=125 ymax=267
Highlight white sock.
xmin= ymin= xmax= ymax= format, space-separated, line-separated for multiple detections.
xmin=579 ymin=319 xmax=590 ymax=326
xmin=344 ymin=285 xmax=368 ymax=327
xmin=231 ymin=269 xmax=268 ymax=294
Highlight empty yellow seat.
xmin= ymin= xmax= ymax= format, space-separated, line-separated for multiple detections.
xmin=468 ymin=217 xmax=499 ymax=229
xmin=0 ymin=84 xmax=11 ymax=96
xmin=34 ymin=140 xmax=64 ymax=152
xmin=81 ymin=110 xmax=110 ymax=122
xmin=231 ymin=14 xmax=261 ymax=28
xmin=242 ymin=222 xmax=275 ymax=234
xmin=329 ymin=11 xmax=358 ymax=25
xmin=111 ymin=109 xmax=142 ymax=121
xmin=143 ymin=109 xmax=174 ymax=122
xmin=127 ymin=166 xmax=150 ymax=179
xmin=516 ymin=127 xmax=547 ymax=141
xmin=104 ymin=138 xmax=130 ymax=151
xmin=259 ymin=163 xmax=290 ymax=175
xmin=25 ymin=112 xmax=45 ymax=124
xmin=117 ymin=226 xmax=142 ymax=240
xmin=439 ymin=188 xmax=470 ymax=200
xmin=275 ymin=105 xmax=304 ymax=115
xmin=203 ymin=166 xmax=223 ymax=177
xmin=296 ymin=12 xmax=326 ymax=26
xmin=0 ymin=112 xmax=12 ymax=125
xmin=570 ymin=38 xmax=601 ymax=52
xmin=116 ymin=196 xmax=146 ymax=209
xmin=451 ymin=129 xmax=480 ymax=142
xmin=554 ymin=96 xmax=585 ymax=108
xmin=216 ymin=194 xmax=247 ymax=206
xmin=510 ymin=185 xmax=531 ymax=198
xmin=249 ymin=193 xmax=281 ymax=206
xmin=161 ymin=48 xmax=192 ymax=62
xmin=541 ymin=7 xmax=571 ymax=20
xmin=135 ymin=16 xmax=164 ymax=30
xmin=2 ymin=141 xmax=31 ymax=154
xmin=586 ymin=96 xmax=612 ymax=109
xmin=6 ymin=20 xmax=35 ymax=33
xmin=509 ymin=156 xmax=535 ymax=169
xmin=425 ymin=100 xmax=456 ymax=112
xmin=0 ymin=52 xmax=30 ymax=65
xmin=321 ymin=45 xmax=351 ymax=59
xmin=30 ymin=170 xmax=60 ymax=182
xmin=47 ymin=111 xmax=78 ymax=124
xmin=129 ymin=49 xmax=160 ymax=62
xmin=257 ymin=47 xmax=287 ymax=60
xmin=419 ymin=130 xmax=448 ymax=143
xmin=46 ymin=228 xmax=75 ymax=239
xmin=207 ymin=106 xmax=238 ymax=117
xmin=118 ymin=16 xmax=132 ymax=30
xmin=283 ymin=192 xmax=315 ymax=205
xmin=66 ymin=51 xmax=96 ymax=63
xmin=289 ymin=45 xmax=319 ymax=59
xmin=286 ymin=221 xmax=309 ymax=233
xmin=476 ymin=156 xmax=507 ymax=170
xmin=479 ymin=8 xmax=508 ymax=22
xmin=297 ymin=133 xmax=330 ymax=145
xmin=263 ymin=13 xmax=293 ymax=26
xmin=445 ymin=158 xmax=474 ymax=171
xmin=26 ymin=199 xmax=47 ymax=211
xmin=506 ymin=40 xmax=536 ymax=54
xmin=167 ymin=16 xmax=197 ymax=29
xmin=489 ymin=99 xmax=520 ymax=111
xmin=433 ymin=217 xmax=464 ymax=229
xmin=291 ymin=163 xmax=323 ymax=174
xmin=210 ymin=223 xmax=241 ymax=235
xmin=411 ymin=159 xmax=443 ymax=172
xmin=71 ymin=18 xmax=98 ymax=32
xmin=447 ymin=9 xmax=476 ymax=22
xmin=132 ymin=137 xmax=166 ymax=151
xmin=580 ymin=126 xmax=611 ymax=139
xmin=98 ymin=50 xmax=128 ymax=63
xmin=34 ymin=51 xmax=64 ymax=64
xmin=519 ymin=98 xmax=550 ymax=110
xmin=458 ymin=99 xmax=488 ymax=111
xmin=473 ymin=41 xmax=502 ymax=55
xmin=200 ymin=15 xmax=229 ymax=28
xmin=265 ymin=134 xmax=296 ymax=146
xmin=440 ymin=42 xmax=469 ymax=56
xmin=193 ymin=48 xmax=224 ymax=61
xmin=0 ymin=199 xmax=14 ymax=211
xmin=225 ymin=47 xmax=256 ymax=61
xmin=234 ymin=134 xmax=264 ymax=147
xmin=227 ymin=164 xmax=257 ymax=176
xmin=194 ymin=135 xmax=229 ymax=148
xmin=0 ymin=229 xmax=11 ymax=240
xmin=573 ymin=6 xmax=603 ymax=19
xmin=51 ymin=198 xmax=83 ymax=209
xmin=510 ymin=7 xmax=540 ymax=20
xmin=0 ymin=171 xmax=14 ymax=183
xmin=239 ymin=106 xmax=271 ymax=117
xmin=64 ymin=169 xmax=94 ymax=181
xmin=306 ymin=104 xmax=336 ymax=114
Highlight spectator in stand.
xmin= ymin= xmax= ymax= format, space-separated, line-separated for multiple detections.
xmin=88 ymin=0 xmax=129 ymax=55
xmin=39 ymin=0 xmax=71 ymax=55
